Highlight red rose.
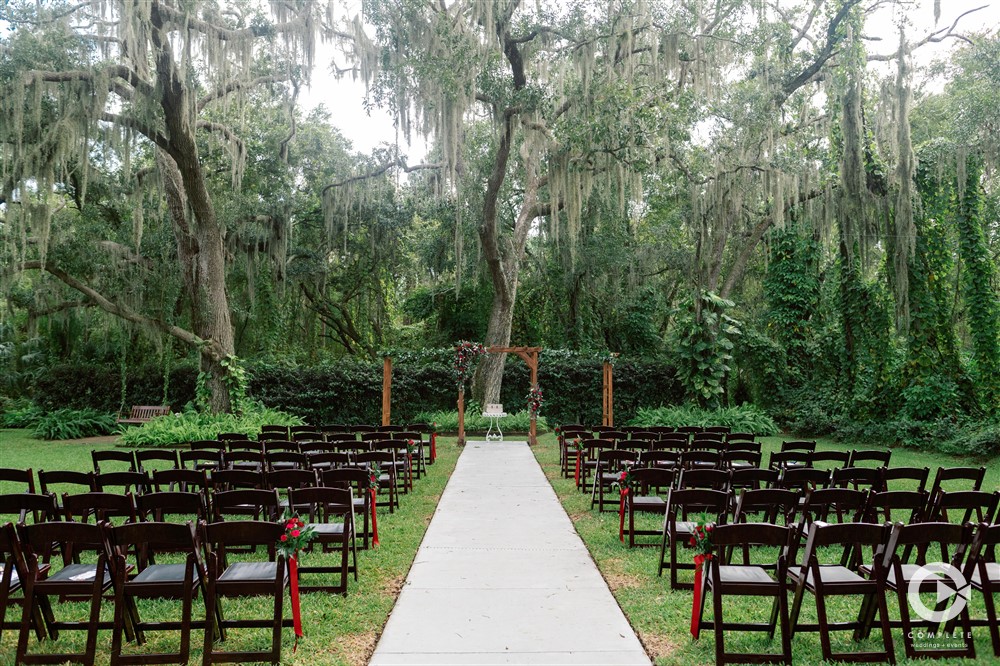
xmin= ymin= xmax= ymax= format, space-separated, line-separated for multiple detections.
xmin=689 ymin=537 xmax=696 ymax=546
xmin=291 ymin=529 xmax=300 ymax=537
xmin=705 ymin=525 xmax=713 ymax=533
xmin=296 ymin=519 xmax=304 ymax=528
xmin=280 ymin=534 xmax=288 ymax=542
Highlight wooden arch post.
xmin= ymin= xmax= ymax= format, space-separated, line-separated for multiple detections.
xmin=602 ymin=360 xmax=613 ymax=427
xmin=381 ymin=355 xmax=392 ymax=426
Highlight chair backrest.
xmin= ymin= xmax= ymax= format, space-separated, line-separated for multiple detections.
xmin=964 ymin=522 xmax=1000 ymax=583
xmin=704 ymin=426 xmax=731 ymax=435
xmin=928 ymin=489 xmax=1000 ymax=525
xmin=354 ymin=451 xmax=394 ymax=468
xmin=0 ymin=467 xmax=36 ymax=493
xmin=200 ymin=520 xmax=284 ymax=561
xmin=677 ymin=468 xmax=731 ymax=491
xmin=292 ymin=431 xmax=324 ymax=443
xmin=809 ymin=450 xmax=851 ymax=469
xmin=0 ymin=492 xmax=59 ymax=524
xmin=722 ymin=450 xmax=762 ymax=469
xmin=154 ymin=468 xmax=210 ymax=493
xmin=681 ymin=450 xmax=722 ymax=469
xmin=628 ymin=431 xmax=659 ymax=442
xmin=780 ymin=440 xmax=817 ymax=453
xmin=665 ymin=488 xmax=730 ymax=522
xmin=321 ymin=468 xmax=371 ymax=493
xmin=676 ymin=426 xmax=703 ymax=435
xmin=109 ymin=521 xmax=201 ymax=571
xmin=189 ymin=440 xmax=225 ymax=451
xmin=352 ymin=425 xmax=378 ymax=434
xmin=887 ymin=521 xmax=973 ymax=568
xmin=726 ymin=440 xmax=762 ymax=453
xmin=726 ymin=432 xmax=757 ymax=443
xmin=63 ymin=491 xmax=137 ymax=523
xmin=265 ymin=468 xmax=319 ymax=491
xmin=135 ymin=449 xmax=180 ymax=474
xmin=288 ymin=486 xmax=353 ymax=524
xmin=262 ymin=441 xmax=300 ymax=453
xmin=636 ymin=450 xmax=679 ymax=468
xmin=226 ymin=439 xmax=263 ymax=452
xmin=628 ymin=467 xmax=675 ymax=494
xmin=264 ymin=451 xmax=310 ymax=471
xmin=91 ymin=449 xmax=137 ymax=474
xmin=325 ymin=433 xmax=359 ymax=444
xmin=778 ymin=467 xmax=830 ymax=491
xmin=864 ymin=490 xmax=928 ymax=524
xmin=768 ymin=450 xmax=813 ymax=470
xmin=582 ymin=438 xmax=615 ymax=461
xmin=848 ymin=449 xmax=892 ymax=467
xmin=223 ymin=450 xmax=264 ymax=470
xmin=797 ymin=521 xmax=892 ymax=574
xmin=733 ymin=489 xmax=801 ymax=524
xmin=798 ymin=487 xmax=868 ymax=525
xmin=377 ymin=425 xmax=405 ymax=433
xmin=830 ymin=466 xmax=883 ymax=489
xmin=361 ymin=432 xmax=393 ymax=442
xmin=307 ymin=452 xmax=351 ymax=470
xmin=881 ymin=466 xmax=929 ymax=493
xmin=210 ymin=488 xmax=281 ymax=521
xmin=597 ymin=449 xmax=639 ymax=471
xmin=656 ymin=432 xmax=690 ymax=449
xmin=259 ymin=424 xmax=291 ymax=439
xmin=18 ymin=520 xmax=106 ymax=565
xmin=405 ymin=423 xmax=433 ymax=434
xmin=93 ymin=470 xmax=150 ymax=494
xmin=136 ymin=491 xmax=209 ymax=523
xmin=691 ymin=432 xmax=725 ymax=446
xmin=209 ymin=468 xmax=264 ymax=491
xmin=216 ymin=432 xmax=249 ymax=442
xmin=711 ymin=522 xmax=790 ymax=549
xmin=731 ymin=467 xmax=780 ymax=490
xmin=180 ymin=450 xmax=225 ymax=471
xmin=930 ymin=466 xmax=987 ymax=497
xmin=38 ymin=469 xmax=95 ymax=495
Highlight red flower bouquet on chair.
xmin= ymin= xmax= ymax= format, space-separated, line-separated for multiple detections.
xmin=613 ymin=466 xmax=638 ymax=543
xmin=689 ymin=518 xmax=714 ymax=638
xmin=276 ymin=515 xmax=316 ymax=650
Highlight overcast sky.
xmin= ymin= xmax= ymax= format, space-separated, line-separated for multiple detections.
xmin=300 ymin=0 xmax=1000 ymax=158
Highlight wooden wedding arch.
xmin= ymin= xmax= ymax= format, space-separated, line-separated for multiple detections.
xmin=456 ymin=346 xmax=540 ymax=446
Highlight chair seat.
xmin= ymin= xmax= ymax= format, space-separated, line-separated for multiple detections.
xmin=218 ymin=561 xmax=285 ymax=583
xmin=859 ymin=562 xmax=922 ymax=587
xmin=972 ymin=562 xmax=1000 ymax=586
xmin=132 ymin=563 xmax=189 ymax=584
xmin=717 ymin=565 xmax=775 ymax=585
xmin=310 ymin=523 xmax=346 ymax=536
xmin=632 ymin=496 xmax=666 ymax=509
xmin=670 ymin=520 xmax=697 ymax=535
xmin=48 ymin=563 xmax=111 ymax=585
xmin=802 ymin=565 xmax=865 ymax=586
xmin=0 ymin=564 xmax=19 ymax=589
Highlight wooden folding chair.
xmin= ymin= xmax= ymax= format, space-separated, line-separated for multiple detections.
xmin=134 ymin=450 xmax=180 ymax=475
xmin=590 ymin=449 xmax=639 ymax=512
xmin=960 ymin=523 xmax=1000 ymax=657
xmin=16 ymin=521 xmax=121 ymax=665
xmin=0 ymin=522 xmax=47 ymax=645
xmin=200 ymin=520 xmax=289 ymax=665
xmin=91 ymin=450 xmax=137 ymax=474
xmin=0 ymin=467 xmax=37 ymax=493
xmin=106 ymin=521 xmax=206 ymax=665
xmin=787 ymin=521 xmax=895 ymax=664
xmin=658 ymin=488 xmax=729 ymax=589
xmin=624 ymin=467 xmax=673 ymax=547
xmin=288 ymin=486 xmax=357 ymax=594
xmin=698 ymin=523 xmax=793 ymax=665
xmin=322 ymin=468 xmax=376 ymax=549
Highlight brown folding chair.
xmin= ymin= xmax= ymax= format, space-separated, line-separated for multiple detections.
xmin=961 ymin=523 xmax=1000 ymax=657
xmin=881 ymin=466 xmax=929 ymax=493
xmin=106 ymin=521 xmax=206 ymax=665
xmin=134 ymin=450 xmax=180 ymax=475
xmin=91 ymin=450 xmax=137 ymax=474
xmin=786 ymin=521 xmax=895 ymax=663
xmin=698 ymin=523 xmax=793 ymax=665
xmin=0 ymin=493 xmax=58 ymax=526
xmin=288 ymin=486 xmax=357 ymax=594
xmin=322 ymin=468 xmax=376 ymax=549
xmin=210 ymin=489 xmax=280 ymax=522
xmin=354 ymin=451 xmax=397 ymax=513
xmin=0 ymin=522 xmax=46 ymax=645
xmin=16 ymin=520 xmax=121 ymax=665
xmin=624 ymin=467 xmax=674 ymax=547
xmin=136 ymin=491 xmax=210 ymax=524
xmin=200 ymin=520 xmax=288 ymax=665
xmin=658 ymin=488 xmax=729 ymax=589
xmin=0 ymin=468 xmax=37 ymax=494
xmin=590 ymin=449 xmax=639 ymax=512
xmin=152 ymin=468 xmax=210 ymax=494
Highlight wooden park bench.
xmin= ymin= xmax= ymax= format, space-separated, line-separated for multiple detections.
xmin=117 ymin=405 xmax=171 ymax=426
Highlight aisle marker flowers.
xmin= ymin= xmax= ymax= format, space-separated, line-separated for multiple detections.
xmin=689 ymin=517 xmax=714 ymax=638
xmin=276 ymin=515 xmax=316 ymax=651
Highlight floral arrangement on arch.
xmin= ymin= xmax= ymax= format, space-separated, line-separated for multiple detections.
xmin=454 ymin=341 xmax=487 ymax=387
xmin=526 ymin=385 xmax=543 ymax=416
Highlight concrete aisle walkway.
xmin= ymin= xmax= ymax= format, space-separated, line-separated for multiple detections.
xmin=370 ymin=441 xmax=651 ymax=665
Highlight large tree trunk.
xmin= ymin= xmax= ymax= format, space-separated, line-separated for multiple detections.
xmin=474 ymin=282 xmax=516 ymax=406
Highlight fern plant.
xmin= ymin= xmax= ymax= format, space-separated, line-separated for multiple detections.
xmin=32 ymin=409 xmax=117 ymax=440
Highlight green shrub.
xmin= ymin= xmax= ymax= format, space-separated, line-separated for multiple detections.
xmin=32 ymin=408 xmax=117 ymax=440
xmin=624 ymin=403 xmax=779 ymax=435
xmin=1 ymin=399 xmax=45 ymax=428
xmin=118 ymin=403 xmax=303 ymax=447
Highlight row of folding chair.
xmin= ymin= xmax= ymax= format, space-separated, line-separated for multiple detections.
xmin=561 ymin=424 xmax=740 ymax=436
xmin=1 ymin=506 xmax=355 ymax=666
xmin=689 ymin=519 xmax=1000 ymax=663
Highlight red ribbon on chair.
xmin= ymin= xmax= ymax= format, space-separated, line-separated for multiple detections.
xmin=430 ymin=433 xmax=437 ymax=462
xmin=574 ymin=455 xmax=581 ymax=487
xmin=289 ymin=554 xmax=303 ymax=651
xmin=406 ymin=453 xmax=413 ymax=490
xmin=618 ymin=488 xmax=629 ymax=543
xmin=370 ymin=488 xmax=379 ymax=546
xmin=691 ymin=553 xmax=711 ymax=639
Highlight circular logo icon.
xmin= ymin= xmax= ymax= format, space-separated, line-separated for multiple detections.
xmin=907 ymin=562 xmax=970 ymax=623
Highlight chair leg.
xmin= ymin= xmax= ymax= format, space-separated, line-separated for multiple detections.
xmin=788 ymin=580 xmax=805 ymax=640
xmin=778 ymin=579 xmax=793 ymax=665
xmin=657 ymin=521 xmax=668 ymax=577
xmin=814 ymin=585 xmax=834 ymax=663
xmin=270 ymin=568 xmax=285 ymax=665
xmin=711 ymin=580 xmax=725 ymax=664
xmin=983 ymin=583 xmax=1000 ymax=656
xmin=83 ymin=560 xmax=107 ymax=666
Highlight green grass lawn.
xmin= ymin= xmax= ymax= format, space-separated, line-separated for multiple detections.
xmin=533 ymin=432 xmax=1000 ymax=666
xmin=0 ymin=428 xmax=459 ymax=666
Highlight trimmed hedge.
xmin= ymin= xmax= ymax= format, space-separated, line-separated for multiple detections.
xmin=23 ymin=351 xmax=685 ymax=425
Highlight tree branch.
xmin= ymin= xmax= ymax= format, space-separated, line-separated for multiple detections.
xmin=197 ymin=74 xmax=290 ymax=112
xmin=866 ymin=5 xmax=986 ymax=61
xmin=321 ymin=159 xmax=445 ymax=194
